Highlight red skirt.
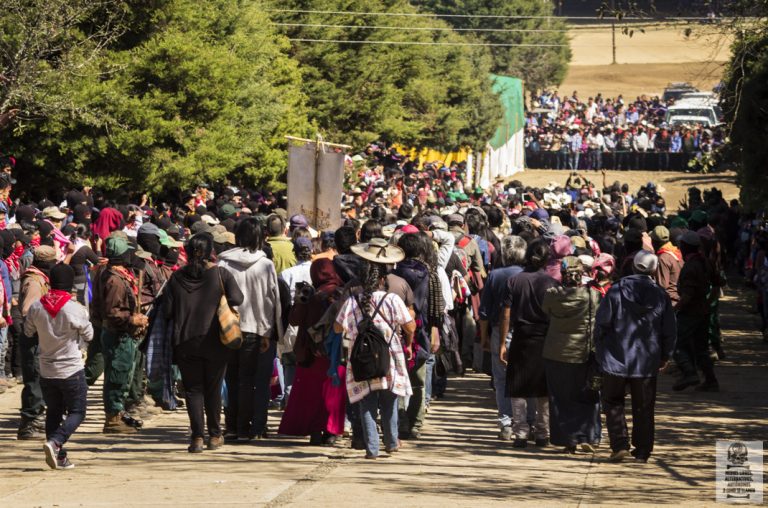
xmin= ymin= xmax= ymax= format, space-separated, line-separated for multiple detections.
xmin=278 ymin=357 xmax=346 ymax=436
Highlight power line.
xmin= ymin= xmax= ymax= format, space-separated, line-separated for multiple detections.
xmin=267 ymin=8 xmax=716 ymax=21
xmin=272 ymin=22 xmax=569 ymax=33
xmin=288 ymin=38 xmax=567 ymax=47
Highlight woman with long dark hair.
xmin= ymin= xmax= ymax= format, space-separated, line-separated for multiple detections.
xmin=166 ymin=233 xmax=243 ymax=453
xmin=498 ymin=239 xmax=558 ymax=448
xmin=542 ymin=257 xmax=602 ymax=454
xmin=334 ymin=239 xmax=416 ymax=459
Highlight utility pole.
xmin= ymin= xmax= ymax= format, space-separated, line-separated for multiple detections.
xmin=611 ymin=0 xmax=617 ymax=64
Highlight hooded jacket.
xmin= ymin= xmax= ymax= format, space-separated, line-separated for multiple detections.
xmin=542 ymin=285 xmax=600 ymax=363
xmin=166 ymin=264 xmax=243 ymax=357
xmin=218 ymin=248 xmax=282 ymax=339
xmin=594 ymin=275 xmax=676 ymax=377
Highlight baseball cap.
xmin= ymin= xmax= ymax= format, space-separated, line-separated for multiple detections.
xmin=650 ymin=225 xmax=670 ymax=244
xmin=290 ymin=214 xmax=309 ymax=230
xmin=106 ymin=236 xmax=135 ymax=258
xmin=633 ymin=250 xmax=658 ymax=275
xmin=33 ymin=245 xmax=57 ymax=262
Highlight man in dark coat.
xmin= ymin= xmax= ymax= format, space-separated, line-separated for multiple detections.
xmin=595 ymin=250 xmax=676 ymax=463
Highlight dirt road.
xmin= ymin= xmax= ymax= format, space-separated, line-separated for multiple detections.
xmin=0 ymin=278 xmax=765 ymax=507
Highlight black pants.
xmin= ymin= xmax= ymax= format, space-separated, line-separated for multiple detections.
xmin=177 ymin=353 xmax=228 ymax=439
xmin=40 ymin=370 xmax=88 ymax=447
xmin=84 ymin=325 xmax=104 ymax=386
xmin=675 ymin=312 xmax=716 ymax=381
xmin=7 ymin=304 xmax=23 ymax=378
xmin=224 ymin=334 xmax=275 ymax=438
xmin=20 ymin=333 xmax=45 ymax=420
xmin=601 ymin=374 xmax=657 ymax=460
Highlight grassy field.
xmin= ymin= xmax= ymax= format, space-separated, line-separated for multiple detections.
xmin=515 ymin=169 xmax=739 ymax=212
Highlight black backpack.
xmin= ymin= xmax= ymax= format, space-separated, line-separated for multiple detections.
xmin=350 ymin=295 xmax=392 ymax=382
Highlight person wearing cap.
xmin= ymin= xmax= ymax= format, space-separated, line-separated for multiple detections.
xmin=541 ymin=256 xmax=602 ymax=454
xmin=333 ymin=239 xmax=415 ymax=459
xmin=650 ymin=225 xmax=682 ymax=305
xmin=478 ymin=235 xmax=526 ymax=441
xmin=595 ymin=250 xmax=676 ymax=463
xmin=98 ymin=234 xmax=148 ymax=434
xmin=673 ymin=230 xmax=720 ymax=392
xmin=217 ymin=219 xmax=281 ymax=443
xmin=24 ymin=263 xmax=93 ymax=469
xmin=16 ymin=245 xmax=57 ymax=440
xmin=266 ymin=214 xmax=296 ymax=275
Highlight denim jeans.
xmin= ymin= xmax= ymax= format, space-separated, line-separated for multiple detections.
xmin=490 ymin=327 xmax=513 ymax=429
xmin=359 ymin=389 xmax=399 ymax=456
xmin=224 ymin=334 xmax=275 ymax=437
xmin=569 ymin=151 xmax=580 ymax=170
xmin=424 ymin=353 xmax=435 ymax=404
xmin=40 ymin=370 xmax=87 ymax=447
xmin=0 ymin=327 xmax=7 ymax=378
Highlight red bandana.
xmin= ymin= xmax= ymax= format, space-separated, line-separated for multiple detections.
xmin=113 ymin=266 xmax=138 ymax=296
xmin=40 ymin=290 xmax=72 ymax=318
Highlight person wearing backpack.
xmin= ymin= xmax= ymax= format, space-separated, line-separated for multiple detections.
xmin=334 ymin=239 xmax=415 ymax=459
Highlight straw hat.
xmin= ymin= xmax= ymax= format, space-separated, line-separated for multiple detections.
xmin=351 ymin=238 xmax=405 ymax=264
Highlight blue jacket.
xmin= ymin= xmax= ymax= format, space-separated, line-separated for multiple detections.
xmin=479 ymin=265 xmax=523 ymax=326
xmin=594 ymin=275 xmax=676 ymax=378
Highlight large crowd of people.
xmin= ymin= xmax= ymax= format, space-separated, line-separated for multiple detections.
xmin=523 ymin=90 xmax=726 ymax=171
xmin=0 ymin=142 xmax=756 ymax=470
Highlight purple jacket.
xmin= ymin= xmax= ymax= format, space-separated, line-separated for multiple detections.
xmin=594 ymin=275 xmax=676 ymax=378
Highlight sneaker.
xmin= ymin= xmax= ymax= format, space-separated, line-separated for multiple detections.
xmin=409 ymin=429 xmax=422 ymax=440
xmin=498 ymin=426 xmax=513 ymax=441
xmin=609 ymin=449 xmax=631 ymax=463
xmin=672 ymin=374 xmax=700 ymax=391
xmin=580 ymin=443 xmax=597 ymax=453
xmin=563 ymin=445 xmax=577 ymax=454
xmin=695 ymin=380 xmax=720 ymax=392
xmin=43 ymin=441 xmax=59 ymax=469
xmin=322 ymin=434 xmax=338 ymax=447
xmin=535 ymin=438 xmax=550 ymax=447
xmin=512 ymin=438 xmax=528 ymax=448
xmin=634 ymin=457 xmax=649 ymax=463
xmin=56 ymin=455 xmax=75 ymax=469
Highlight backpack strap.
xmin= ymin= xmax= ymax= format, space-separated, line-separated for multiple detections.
xmin=354 ymin=293 xmax=394 ymax=340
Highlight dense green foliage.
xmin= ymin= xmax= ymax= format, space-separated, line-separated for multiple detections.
xmin=2 ymin=0 xmax=311 ymax=193
xmin=412 ymin=0 xmax=571 ymax=90
xmin=273 ymin=0 xmax=501 ymax=151
xmin=1 ymin=0 xmax=573 ymax=193
xmin=719 ymin=2 xmax=768 ymax=210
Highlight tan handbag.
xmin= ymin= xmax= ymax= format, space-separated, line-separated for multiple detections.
xmin=217 ymin=268 xmax=242 ymax=350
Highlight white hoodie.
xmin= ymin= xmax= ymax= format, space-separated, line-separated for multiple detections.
xmin=218 ymin=248 xmax=282 ymax=339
